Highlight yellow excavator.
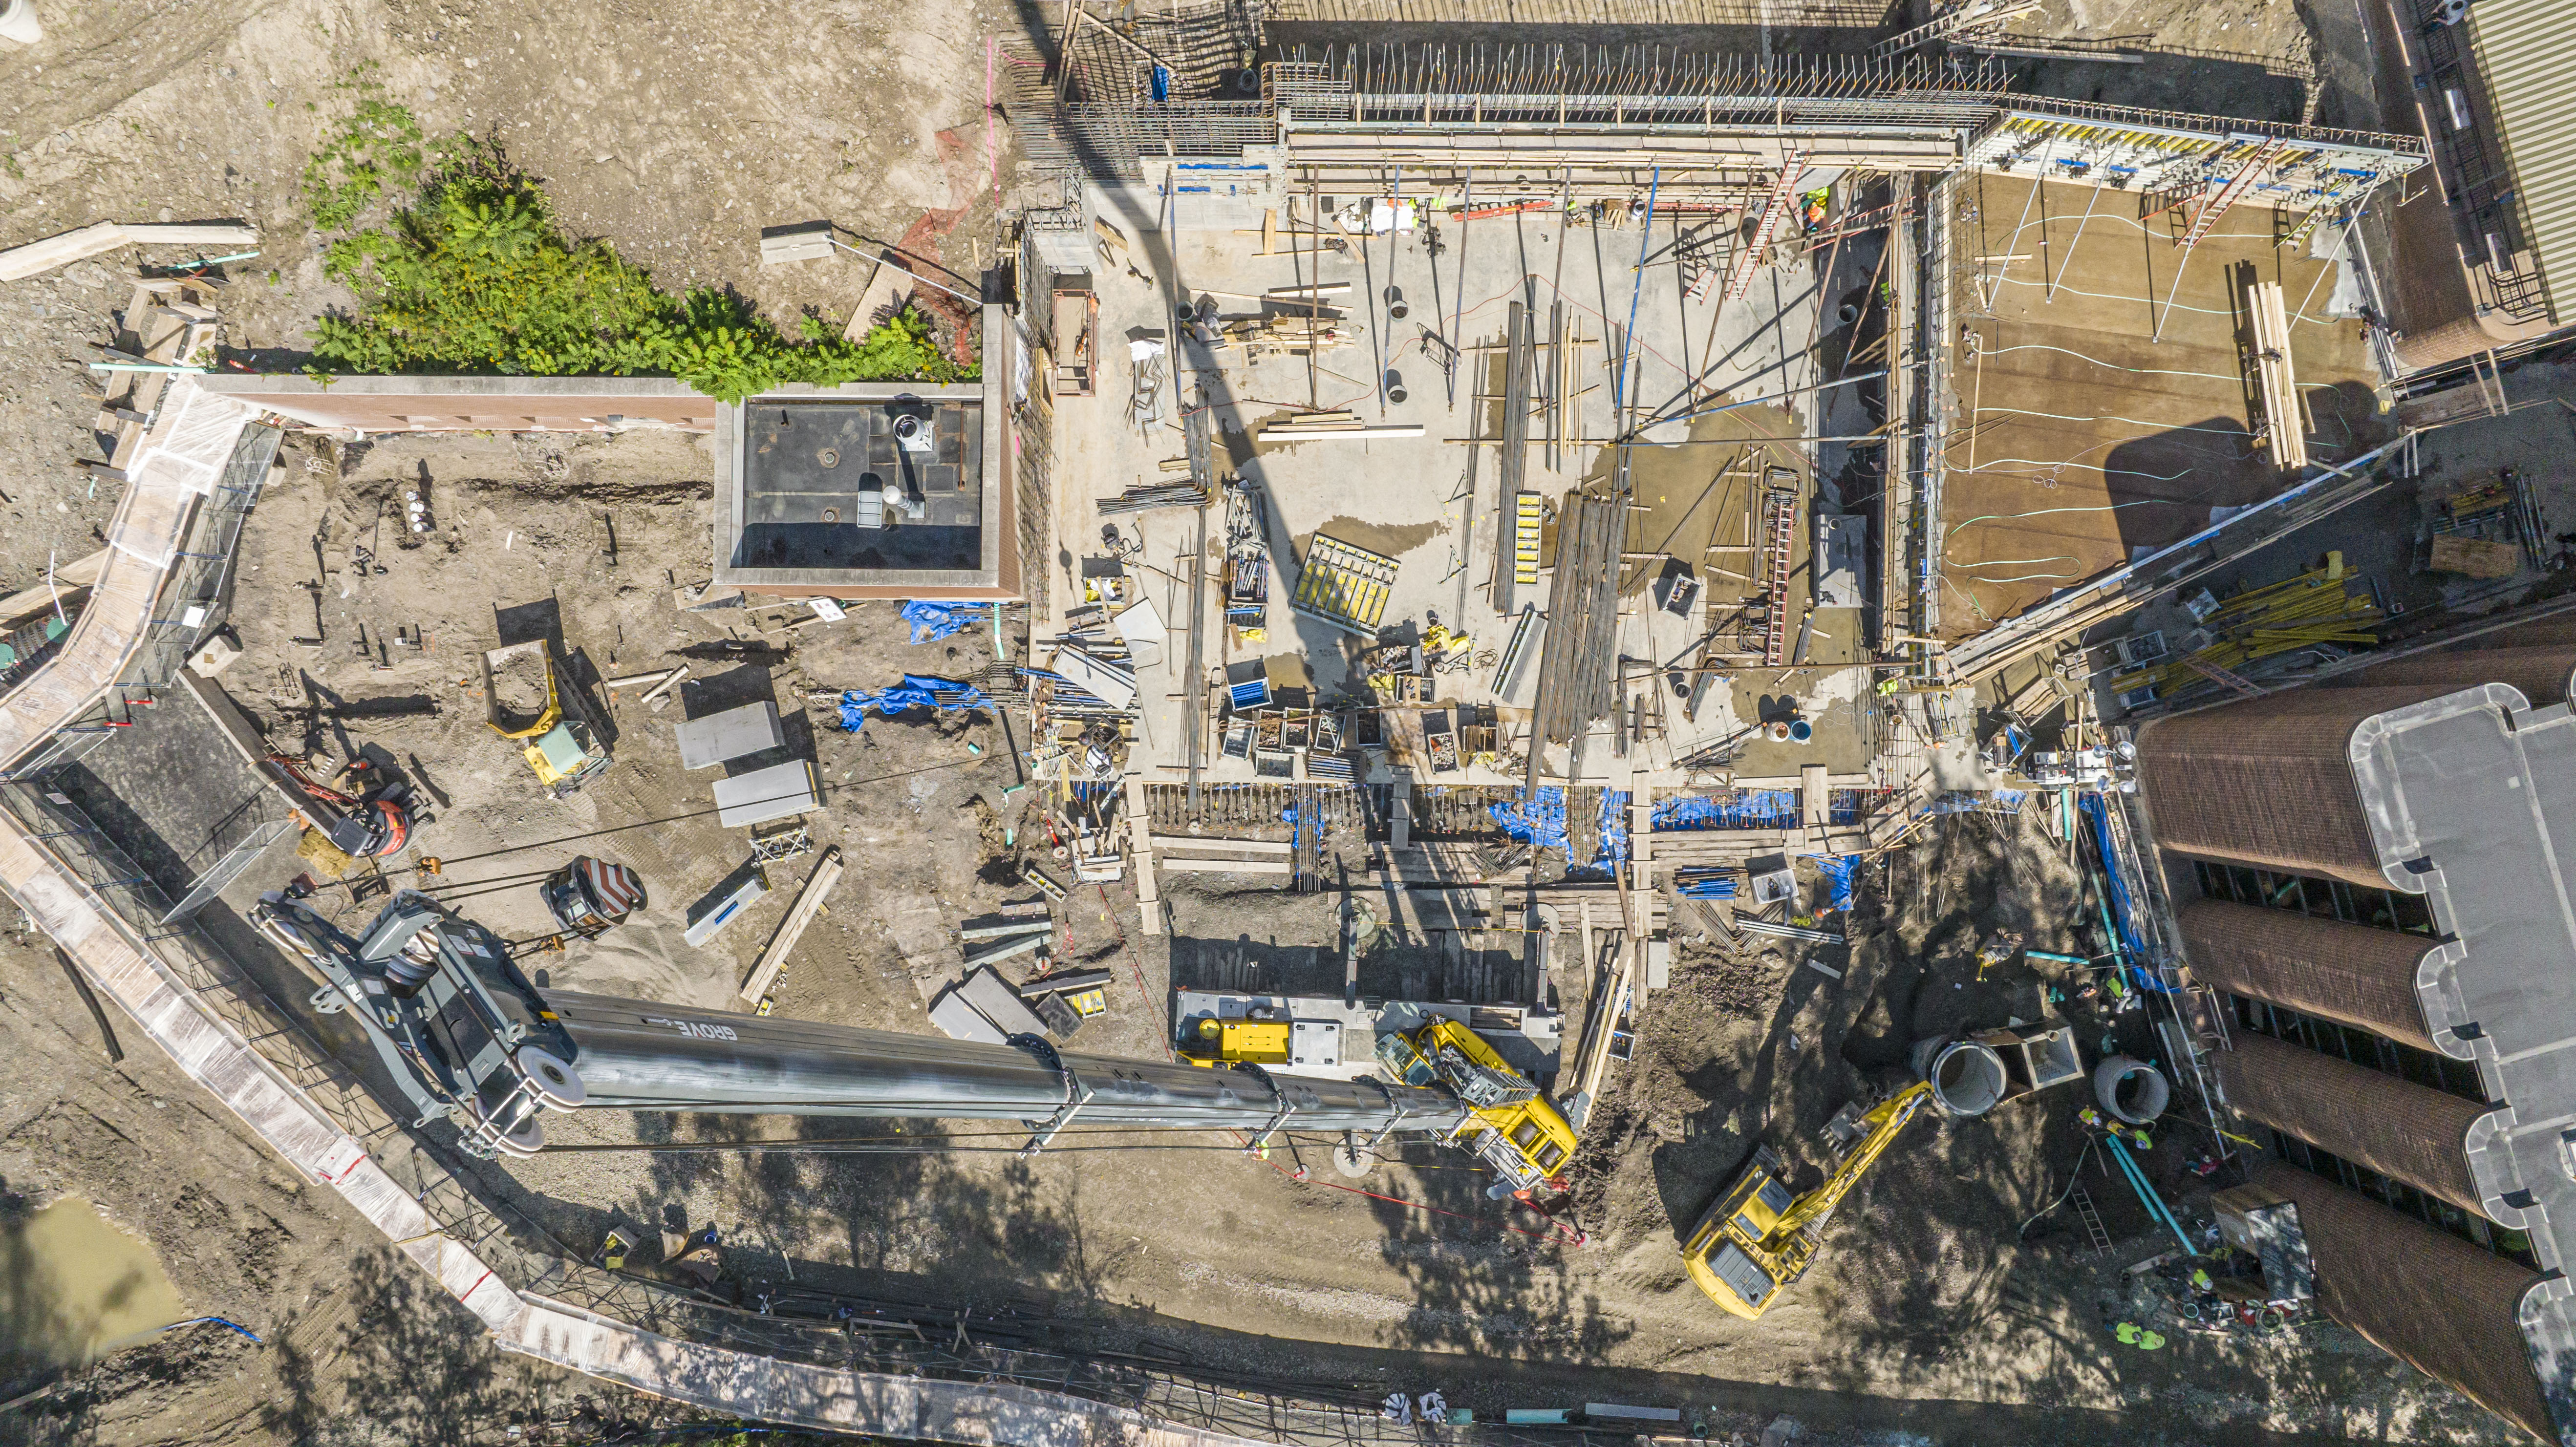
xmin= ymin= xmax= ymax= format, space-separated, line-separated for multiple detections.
xmin=1681 ymin=1079 xmax=1934 ymax=1319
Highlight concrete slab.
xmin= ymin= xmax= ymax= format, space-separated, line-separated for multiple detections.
xmin=1939 ymin=173 xmax=2390 ymax=636
xmin=1051 ymin=177 xmax=1822 ymax=783
xmin=673 ymin=700 xmax=784 ymax=770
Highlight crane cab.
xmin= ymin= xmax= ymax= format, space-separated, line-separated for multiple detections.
xmin=1375 ymin=1019 xmax=1576 ymax=1193
xmin=1681 ymin=1146 xmax=1807 ymax=1319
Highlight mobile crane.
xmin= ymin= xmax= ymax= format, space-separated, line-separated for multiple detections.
xmin=252 ymin=890 xmax=1480 ymax=1162
xmin=1680 ymin=1079 xmax=1934 ymax=1319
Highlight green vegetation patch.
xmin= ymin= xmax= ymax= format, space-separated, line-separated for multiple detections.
xmin=302 ymin=87 xmax=972 ymax=404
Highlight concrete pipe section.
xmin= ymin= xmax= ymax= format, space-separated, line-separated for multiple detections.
xmin=1910 ymin=1036 xmax=2007 ymax=1117
xmin=2095 ymin=1056 xmax=2170 ymax=1124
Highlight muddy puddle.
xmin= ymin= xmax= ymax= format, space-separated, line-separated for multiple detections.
xmin=0 ymin=1197 xmax=187 ymax=1386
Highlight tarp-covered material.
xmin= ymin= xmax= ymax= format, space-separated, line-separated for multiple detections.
xmin=1488 ymin=787 xmax=1631 ymax=874
xmin=2080 ymin=792 xmax=2168 ymax=989
xmin=1927 ymin=788 xmax=2030 ymax=815
xmin=837 ymin=675 xmax=989 ymax=732
xmin=1808 ymin=853 xmax=1858 ymax=912
xmin=901 ymin=601 xmax=987 ymax=645
xmin=1653 ymin=791 xmax=1801 ymax=830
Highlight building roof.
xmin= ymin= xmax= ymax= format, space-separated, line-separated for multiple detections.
xmin=2350 ymin=681 xmax=2576 ymax=1436
xmin=2468 ymin=0 xmax=2576 ymax=324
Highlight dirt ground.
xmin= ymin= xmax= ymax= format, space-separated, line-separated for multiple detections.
xmin=0 ymin=0 xmax=1020 ymax=589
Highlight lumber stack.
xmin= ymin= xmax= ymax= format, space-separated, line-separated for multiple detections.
xmin=85 ymin=278 xmax=225 ymax=486
xmin=2243 ymin=279 xmax=2307 ymax=472
xmin=1256 ymin=410 xmax=1427 ymax=444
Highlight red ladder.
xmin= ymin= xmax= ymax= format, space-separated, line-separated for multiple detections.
xmin=1758 ymin=487 xmax=1799 ymax=665
xmin=1724 ymin=152 xmax=1809 ymax=302
xmin=2176 ymin=139 xmax=2287 ymax=255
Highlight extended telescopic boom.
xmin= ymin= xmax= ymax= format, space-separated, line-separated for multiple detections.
xmin=255 ymin=892 xmax=1469 ymax=1158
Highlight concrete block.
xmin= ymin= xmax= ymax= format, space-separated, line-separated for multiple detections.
xmin=929 ymin=989 xmax=1009 ymax=1044
xmin=186 ymin=632 xmax=243 ymax=677
xmin=957 ymin=965 xmax=1048 ymax=1038
xmin=674 ymin=701 xmax=784 ymax=770
xmin=712 ymin=760 xmax=817 ymax=829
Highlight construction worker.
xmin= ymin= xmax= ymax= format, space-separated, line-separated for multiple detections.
xmin=2113 ymin=1321 xmax=2168 ymax=1350
xmin=2080 ymin=1107 xmax=2155 ymax=1151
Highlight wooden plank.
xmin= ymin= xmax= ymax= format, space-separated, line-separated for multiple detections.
xmin=1150 ymin=836 xmax=1295 ymax=854
xmin=1124 ymin=777 xmax=1159 ymax=935
xmin=2429 ymin=535 xmax=2520 ymax=579
xmin=736 ymin=847 xmax=846 ymax=1008
xmin=1157 ymin=858 xmax=1293 ymax=875
xmin=841 ymin=253 xmax=914 ymax=342
xmin=0 ymin=548 xmax=107 ymax=628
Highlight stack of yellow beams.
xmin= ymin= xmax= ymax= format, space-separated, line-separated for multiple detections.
xmin=2115 ymin=553 xmax=2380 ymax=699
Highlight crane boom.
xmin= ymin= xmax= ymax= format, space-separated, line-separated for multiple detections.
xmin=253 ymin=892 xmax=1469 ymax=1158
xmin=1775 ymin=1079 xmax=1933 ymax=1236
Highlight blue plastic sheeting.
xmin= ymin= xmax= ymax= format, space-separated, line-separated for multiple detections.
xmin=1675 ymin=876 xmax=1740 ymax=899
xmin=837 ymin=674 xmax=988 ymax=732
xmin=1927 ymin=789 xmax=2031 ymax=815
xmin=1491 ymin=787 xmax=1571 ymax=851
xmin=1653 ymin=791 xmax=1800 ymax=830
xmin=1489 ymin=787 xmax=1631 ymax=873
xmin=2080 ymin=792 xmax=2170 ymax=989
xmin=1807 ymin=854 xmax=1858 ymax=912
xmin=901 ymin=601 xmax=987 ymax=644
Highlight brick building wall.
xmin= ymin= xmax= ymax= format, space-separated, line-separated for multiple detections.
xmin=2249 ymin=1162 xmax=2553 ymax=1441
xmin=2180 ymin=900 xmax=2440 ymax=1048
xmin=2334 ymin=644 xmax=2576 ymax=708
xmin=2215 ymin=1033 xmax=2489 ymax=1211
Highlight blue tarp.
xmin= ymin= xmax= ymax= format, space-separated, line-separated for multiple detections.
xmin=1675 ymin=875 xmax=1740 ymax=899
xmin=1808 ymin=854 xmax=1858 ymax=912
xmin=837 ymin=674 xmax=989 ymax=732
xmin=901 ymin=601 xmax=986 ymax=645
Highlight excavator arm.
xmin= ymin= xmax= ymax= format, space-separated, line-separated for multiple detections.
xmin=1774 ymin=1079 xmax=1934 ymax=1238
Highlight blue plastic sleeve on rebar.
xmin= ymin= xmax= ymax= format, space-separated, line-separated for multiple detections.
xmin=1490 ymin=787 xmax=1571 ymax=851
xmin=837 ymin=675 xmax=988 ymax=732
xmin=1652 ymin=791 xmax=1800 ymax=830
xmin=1595 ymin=789 xmax=1631 ymax=866
xmin=2079 ymin=792 xmax=2165 ymax=987
xmin=901 ymin=600 xmax=984 ymax=644
xmin=1489 ymin=787 xmax=1630 ymax=874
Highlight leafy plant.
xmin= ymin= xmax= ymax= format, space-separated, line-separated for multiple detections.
xmin=306 ymin=132 xmax=975 ymax=403
xmin=300 ymin=67 xmax=428 ymax=230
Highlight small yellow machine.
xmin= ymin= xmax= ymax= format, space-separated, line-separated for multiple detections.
xmin=1681 ymin=1080 xmax=1934 ymax=1319
xmin=1179 ymin=1016 xmax=1291 ymax=1066
xmin=480 ymin=640 xmax=612 ymax=798
xmin=1375 ymin=1019 xmax=1577 ymax=1192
